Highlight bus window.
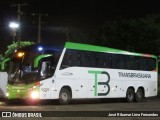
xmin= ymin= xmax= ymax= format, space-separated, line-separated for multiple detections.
xmin=70 ymin=50 xmax=78 ymax=66
xmin=146 ymin=58 xmax=156 ymax=71
xmin=104 ymin=53 xmax=112 ymax=68
xmin=111 ymin=54 xmax=117 ymax=69
xmin=130 ymin=56 xmax=139 ymax=70
xmin=139 ymin=57 xmax=147 ymax=71
xmin=77 ymin=51 xmax=88 ymax=67
xmin=61 ymin=49 xmax=71 ymax=69
xmin=61 ymin=49 xmax=78 ymax=69
xmin=125 ymin=56 xmax=132 ymax=70
xmin=149 ymin=59 xmax=156 ymax=70
xmin=118 ymin=54 xmax=126 ymax=69
xmin=96 ymin=53 xmax=105 ymax=68
xmin=86 ymin=52 xmax=96 ymax=67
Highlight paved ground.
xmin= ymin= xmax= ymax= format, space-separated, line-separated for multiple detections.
xmin=0 ymin=96 xmax=160 ymax=120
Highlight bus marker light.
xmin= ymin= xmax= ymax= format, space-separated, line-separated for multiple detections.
xmin=17 ymin=52 xmax=24 ymax=58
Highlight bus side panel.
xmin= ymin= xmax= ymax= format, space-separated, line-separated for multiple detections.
xmin=55 ymin=67 xmax=88 ymax=99
xmin=55 ymin=68 xmax=157 ymax=99
xmin=120 ymin=70 xmax=157 ymax=97
xmin=55 ymin=67 xmax=124 ymax=99
xmin=39 ymin=78 xmax=53 ymax=99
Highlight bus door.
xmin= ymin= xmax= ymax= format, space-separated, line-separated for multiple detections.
xmin=38 ymin=57 xmax=55 ymax=99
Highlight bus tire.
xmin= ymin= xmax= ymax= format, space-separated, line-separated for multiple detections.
xmin=126 ymin=88 xmax=135 ymax=103
xmin=135 ymin=88 xmax=143 ymax=102
xmin=58 ymin=88 xmax=71 ymax=105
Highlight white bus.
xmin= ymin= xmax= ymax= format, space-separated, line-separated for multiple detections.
xmin=6 ymin=42 xmax=158 ymax=104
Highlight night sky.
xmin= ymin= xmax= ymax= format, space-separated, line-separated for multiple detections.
xmin=0 ymin=0 xmax=160 ymax=54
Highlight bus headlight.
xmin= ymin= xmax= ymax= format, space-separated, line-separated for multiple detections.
xmin=6 ymin=93 xmax=9 ymax=97
xmin=30 ymin=91 xmax=39 ymax=99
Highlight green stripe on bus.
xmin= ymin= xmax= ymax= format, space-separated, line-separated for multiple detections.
xmin=65 ymin=42 xmax=157 ymax=58
xmin=34 ymin=54 xmax=53 ymax=68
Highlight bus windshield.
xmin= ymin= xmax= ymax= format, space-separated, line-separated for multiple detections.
xmin=8 ymin=48 xmax=61 ymax=85
xmin=8 ymin=51 xmax=40 ymax=85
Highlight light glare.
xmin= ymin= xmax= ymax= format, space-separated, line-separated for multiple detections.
xmin=38 ymin=47 xmax=43 ymax=51
xmin=31 ymin=91 xmax=39 ymax=99
xmin=6 ymin=93 xmax=9 ymax=97
xmin=9 ymin=22 xmax=19 ymax=29
xmin=17 ymin=52 xmax=24 ymax=57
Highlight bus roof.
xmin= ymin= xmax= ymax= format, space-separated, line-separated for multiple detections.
xmin=65 ymin=42 xmax=157 ymax=58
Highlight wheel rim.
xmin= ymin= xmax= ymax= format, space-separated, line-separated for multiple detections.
xmin=128 ymin=92 xmax=133 ymax=100
xmin=137 ymin=92 xmax=142 ymax=99
xmin=61 ymin=93 xmax=68 ymax=102
xmin=136 ymin=90 xmax=143 ymax=101
xmin=127 ymin=89 xmax=134 ymax=102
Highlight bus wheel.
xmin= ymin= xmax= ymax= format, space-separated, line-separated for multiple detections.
xmin=126 ymin=88 xmax=135 ymax=103
xmin=58 ymin=88 xmax=71 ymax=105
xmin=135 ymin=89 xmax=143 ymax=102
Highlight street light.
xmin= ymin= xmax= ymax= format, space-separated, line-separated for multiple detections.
xmin=9 ymin=22 xmax=19 ymax=42
xmin=9 ymin=22 xmax=19 ymax=28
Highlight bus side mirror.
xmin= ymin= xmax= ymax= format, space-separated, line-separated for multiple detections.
xmin=40 ymin=61 xmax=50 ymax=78
xmin=33 ymin=54 xmax=53 ymax=69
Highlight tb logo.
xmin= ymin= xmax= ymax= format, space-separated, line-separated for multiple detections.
xmin=88 ymin=70 xmax=110 ymax=96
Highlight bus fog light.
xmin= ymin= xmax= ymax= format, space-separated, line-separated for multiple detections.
xmin=31 ymin=91 xmax=39 ymax=99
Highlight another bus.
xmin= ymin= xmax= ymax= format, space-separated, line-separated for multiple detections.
xmin=5 ymin=42 xmax=158 ymax=104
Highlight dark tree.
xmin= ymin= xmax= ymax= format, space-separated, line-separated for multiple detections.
xmin=95 ymin=14 xmax=160 ymax=55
